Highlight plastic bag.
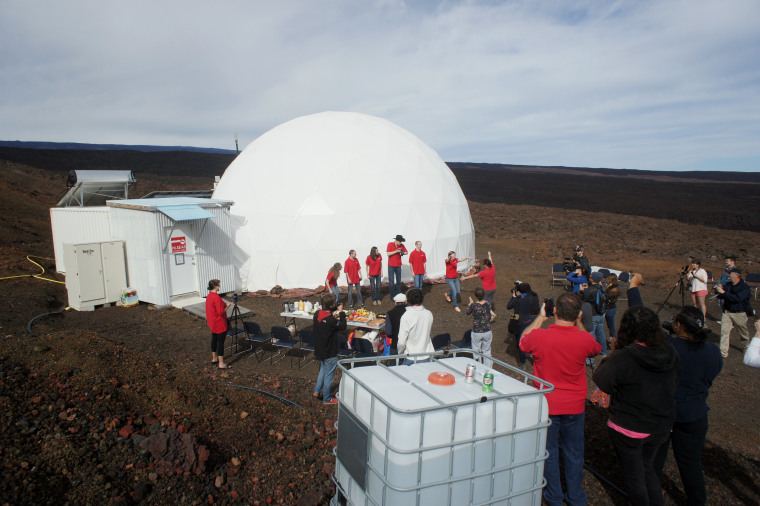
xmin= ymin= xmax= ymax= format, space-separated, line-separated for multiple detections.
xmin=744 ymin=337 xmax=760 ymax=368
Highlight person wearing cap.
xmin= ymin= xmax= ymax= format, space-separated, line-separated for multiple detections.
xmin=384 ymin=292 xmax=407 ymax=353
xmin=408 ymin=241 xmax=427 ymax=290
xmin=582 ymin=271 xmax=608 ymax=357
xmin=716 ymin=267 xmax=751 ymax=358
xmin=397 ymin=288 xmax=435 ymax=365
xmin=573 ymin=245 xmax=591 ymax=280
xmin=386 ymin=234 xmax=408 ymax=299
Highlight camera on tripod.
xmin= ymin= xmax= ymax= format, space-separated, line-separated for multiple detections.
xmin=562 ymin=258 xmax=578 ymax=273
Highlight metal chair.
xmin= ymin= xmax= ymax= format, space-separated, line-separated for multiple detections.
xmin=271 ymin=326 xmax=301 ymax=366
xmin=243 ymin=321 xmax=273 ymax=362
xmin=450 ymin=330 xmax=472 ymax=349
xmin=551 ymin=263 xmax=568 ymax=289
xmin=337 ymin=334 xmax=355 ymax=359
xmin=618 ymin=271 xmax=631 ymax=285
xmin=352 ymin=338 xmax=376 ymax=358
xmin=432 ymin=333 xmax=451 ymax=351
xmin=297 ymin=329 xmax=317 ymax=369
xmin=746 ymin=273 xmax=760 ymax=300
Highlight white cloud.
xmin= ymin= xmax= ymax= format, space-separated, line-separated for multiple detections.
xmin=1 ymin=0 xmax=758 ymax=171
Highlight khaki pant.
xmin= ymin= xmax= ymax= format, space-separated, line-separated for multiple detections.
xmin=720 ymin=311 xmax=750 ymax=357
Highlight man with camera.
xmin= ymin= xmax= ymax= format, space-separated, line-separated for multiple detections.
xmin=386 ymin=234 xmax=408 ymax=299
xmin=583 ymin=271 xmax=609 ymax=357
xmin=520 ymin=293 xmax=601 ymax=506
xmin=716 ymin=267 xmax=751 ymax=358
xmin=574 ymin=245 xmax=591 ymax=280
xmin=507 ymin=282 xmax=540 ymax=369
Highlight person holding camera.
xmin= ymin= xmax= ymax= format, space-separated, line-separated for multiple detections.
xmin=716 ymin=267 xmax=751 ymax=358
xmin=654 ymin=306 xmax=722 ymax=505
xmin=507 ymin=282 xmax=539 ymax=368
xmin=206 ymin=279 xmax=232 ymax=370
xmin=461 ymin=251 xmax=496 ymax=309
xmin=519 ymin=293 xmax=601 ymax=506
xmin=687 ymin=260 xmax=708 ymax=321
xmin=566 ymin=267 xmax=588 ymax=294
xmin=574 ymin=245 xmax=591 ymax=280
xmin=386 ymin=234 xmax=408 ymax=299
xmin=313 ymin=293 xmax=347 ymax=405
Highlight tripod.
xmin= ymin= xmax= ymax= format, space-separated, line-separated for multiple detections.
xmin=657 ymin=275 xmax=687 ymax=314
xmin=228 ymin=294 xmax=244 ymax=353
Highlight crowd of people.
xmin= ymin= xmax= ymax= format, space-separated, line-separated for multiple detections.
xmin=204 ymin=242 xmax=756 ymax=503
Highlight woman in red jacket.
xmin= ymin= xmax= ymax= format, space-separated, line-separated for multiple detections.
xmin=206 ymin=279 xmax=232 ymax=369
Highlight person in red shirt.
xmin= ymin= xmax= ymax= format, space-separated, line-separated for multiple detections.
xmin=344 ymin=249 xmax=364 ymax=309
xmin=520 ymin=293 xmax=601 ymax=506
xmin=386 ymin=234 xmax=407 ymax=299
xmin=365 ymin=246 xmax=383 ymax=306
xmin=462 ymin=251 xmax=496 ymax=310
xmin=408 ymin=241 xmax=427 ymax=290
xmin=325 ymin=263 xmax=342 ymax=306
xmin=444 ymin=251 xmax=471 ymax=312
xmin=206 ymin=279 xmax=233 ymax=369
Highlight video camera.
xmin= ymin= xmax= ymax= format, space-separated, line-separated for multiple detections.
xmin=562 ymin=258 xmax=578 ymax=273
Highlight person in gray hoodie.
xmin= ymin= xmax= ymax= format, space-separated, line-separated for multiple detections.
xmin=593 ymin=306 xmax=682 ymax=506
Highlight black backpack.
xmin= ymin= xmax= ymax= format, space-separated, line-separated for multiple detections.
xmin=594 ymin=286 xmax=609 ymax=315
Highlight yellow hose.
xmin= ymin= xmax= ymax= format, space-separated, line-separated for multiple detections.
xmin=0 ymin=255 xmax=65 ymax=284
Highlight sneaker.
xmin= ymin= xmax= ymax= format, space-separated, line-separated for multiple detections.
xmin=323 ymin=398 xmax=339 ymax=405
xmin=454 ymin=307 xmax=461 ymax=312
xmin=445 ymin=293 xmax=452 ymax=303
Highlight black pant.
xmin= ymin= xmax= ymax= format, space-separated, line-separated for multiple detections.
xmin=211 ymin=331 xmax=226 ymax=356
xmin=609 ymin=428 xmax=669 ymax=505
xmin=654 ymin=415 xmax=709 ymax=505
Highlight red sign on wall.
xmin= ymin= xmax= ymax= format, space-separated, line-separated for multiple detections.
xmin=171 ymin=236 xmax=187 ymax=253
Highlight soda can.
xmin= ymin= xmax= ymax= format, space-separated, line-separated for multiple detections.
xmin=465 ymin=363 xmax=476 ymax=383
xmin=482 ymin=371 xmax=494 ymax=393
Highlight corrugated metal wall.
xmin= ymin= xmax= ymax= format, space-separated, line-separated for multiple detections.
xmin=195 ymin=204 xmax=235 ymax=297
xmin=50 ymin=207 xmax=113 ymax=274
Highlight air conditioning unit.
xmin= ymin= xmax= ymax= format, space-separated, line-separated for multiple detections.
xmin=63 ymin=241 xmax=127 ymax=311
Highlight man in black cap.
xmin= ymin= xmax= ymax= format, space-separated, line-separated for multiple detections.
xmin=386 ymin=234 xmax=407 ymax=299
xmin=573 ymin=245 xmax=591 ymax=280
xmin=716 ymin=267 xmax=751 ymax=358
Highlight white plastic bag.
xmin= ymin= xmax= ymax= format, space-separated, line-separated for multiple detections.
xmin=744 ymin=337 xmax=760 ymax=368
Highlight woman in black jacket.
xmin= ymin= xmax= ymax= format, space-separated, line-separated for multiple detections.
xmin=507 ymin=282 xmax=539 ymax=368
xmin=593 ymin=306 xmax=682 ymax=505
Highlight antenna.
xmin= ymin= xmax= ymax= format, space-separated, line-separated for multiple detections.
xmin=234 ymin=132 xmax=239 ymax=154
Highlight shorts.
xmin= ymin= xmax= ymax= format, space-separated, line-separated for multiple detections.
xmin=692 ymin=290 xmax=708 ymax=297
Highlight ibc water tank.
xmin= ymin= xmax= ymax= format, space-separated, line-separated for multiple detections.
xmin=333 ymin=354 xmax=552 ymax=505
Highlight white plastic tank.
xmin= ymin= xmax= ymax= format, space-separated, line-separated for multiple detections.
xmin=333 ymin=353 xmax=552 ymax=505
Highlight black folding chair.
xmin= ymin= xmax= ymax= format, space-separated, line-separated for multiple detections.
xmin=451 ymin=330 xmax=472 ymax=349
xmin=432 ymin=333 xmax=451 ymax=351
xmin=551 ymin=263 xmax=568 ymax=289
xmin=337 ymin=334 xmax=356 ymax=359
xmin=271 ymin=326 xmax=301 ymax=366
xmin=298 ymin=329 xmax=317 ymax=369
xmin=243 ymin=321 xmax=274 ymax=362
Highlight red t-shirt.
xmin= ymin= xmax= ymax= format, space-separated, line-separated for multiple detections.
xmin=326 ymin=270 xmax=337 ymax=287
xmin=344 ymin=257 xmax=362 ymax=284
xmin=409 ymin=250 xmax=427 ymax=275
xmin=366 ymin=255 xmax=382 ymax=276
xmin=387 ymin=242 xmax=407 ymax=267
xmin=519 ymin=324 xmax=601 ymax=415
xmin=445 ymin=258 xmax=459 ymax=278
xmin=205 ymin=291 xmax=228 ymax=334
xmin=478 ymin=265 xmax=496 ymax=291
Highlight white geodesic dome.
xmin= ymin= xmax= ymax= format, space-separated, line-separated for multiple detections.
xmin=212 ymin=111 xmax=475 ymax=291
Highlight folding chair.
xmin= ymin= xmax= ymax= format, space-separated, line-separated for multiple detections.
xmin=450 ymin=330 xmax=472 ymax=349
xmin=598 ymin=269 xmax=610 ymax=279
xmin=271 ymin=326 xmax=301 ymax=366
xmin=551 ymin=263 xmax=568 ymax=289
xmin=432 ymin=333 xmax=451 ymax=351
xmin=352 ymin=338 xmax=376 ymax=358
xmin=618 ymin=271 xmax=631 ymax=286
xmin=243 ymin=321 xmax=273 ymax=362
xmin=746 ymin=273 xmax=760 ymax=300
xmin=705 ymin=270 xmax=716 ymax=291
xmin=337 ymin=334 xmax=355 ymax=359
xmin=297 ymin=329 xmax=316 ymax=369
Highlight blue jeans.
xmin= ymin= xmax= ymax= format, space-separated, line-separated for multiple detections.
xmin=413 ymin=273 xmax=424 ymax=289
xmin=403 ymin=357 xmax=430 ymax=366
xmin=330 ymin=286 xmax=340 ymax=306
xmin=544 ymin=413 xmax=587 ymax=506
xmin=369 ymin=275 xmax=381 ymax=302
xmin=445 ymin=277 xmax=460 ymax=308
xmin=605 ymin=307 xmax=617 ymax=338
xmin=315 ymin=356 xmax=338 ymax=401
xmin=591 ymin=314 xmax=607 ymax=355
xmin=347 ymin=283 xmax=363 ymax=307
xmin=388 ymin=265 xmax=402 ymax=298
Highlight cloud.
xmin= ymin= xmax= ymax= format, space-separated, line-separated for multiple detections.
xmin=1 ymin=0 xmax=758 ymax=171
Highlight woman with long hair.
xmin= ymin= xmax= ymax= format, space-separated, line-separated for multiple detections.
xmin=444 ymin=251 xmax=471 ymax=312
xmin=365 ymin=246 xmax=382 ymax=305
xmin=687 ymin=260 xmax=709 ymax=321
xmin=605 ymin=273 xmax=620 ymax=341
xmin=325 ymin=262 xmax=342 ymax=306
xmin=654 ymin=306 xmax=722 ymax=505
xmin=593 ymin=306 xmax=681 ymax=505
xmin=461 ymin=251 xmax=496 ymax=310
xmin=205 ymin=279 xmax=232 ymax=369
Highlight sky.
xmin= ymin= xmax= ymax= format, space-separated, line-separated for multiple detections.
xmin=1 ymin=0 xmax=759 ymax=172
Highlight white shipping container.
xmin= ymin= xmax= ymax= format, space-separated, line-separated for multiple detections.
xmin=334 ymin=354 xmax=552 ymax=506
